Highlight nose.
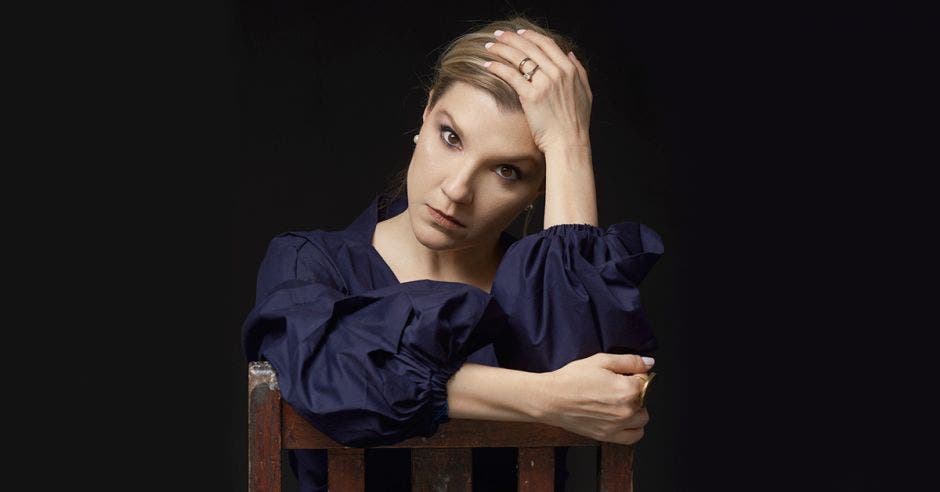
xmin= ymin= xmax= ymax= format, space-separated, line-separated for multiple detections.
xmin=441 ymin=160 xmax=475 ymax=205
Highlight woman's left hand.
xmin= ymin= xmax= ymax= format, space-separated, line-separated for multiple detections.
xmin=482 ymin=28 xmax=594 ymax=155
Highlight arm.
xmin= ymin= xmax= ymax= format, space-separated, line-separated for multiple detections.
xmin=490 ymin=220 xmax=664 ymax=373
xmin=480 ymin=29 xmax=598 ymax=229
xmin=243 ymin=233 xmax=503 ymax=447
xmin=447 ymin=355 xmax=654 ymax=446
xmin=446 ymin=362 xmax=548 ymax=422
xmin=542 ymin=143 xmax=598 ymax=228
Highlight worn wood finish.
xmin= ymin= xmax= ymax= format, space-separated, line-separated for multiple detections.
xmin=518 ymin=446 xmax=554 ymax=491
xmin=328 ymin=448 xmax=365 ymax=491
xmin=282 ymin=402 xmax=596 ymax=449
xmin=412 ymin=448 xmax=472 ymax=491
xmin=248 ymin=361 xmax=282 ymax=492
xmin=249 ymin=363 xmax=639 ymax=491
xmin=598 ymin=442 xmax=635 ymax=492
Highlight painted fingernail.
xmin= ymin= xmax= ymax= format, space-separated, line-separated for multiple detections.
xmin=516 ymin=29 xmax=527 ymax=35
xmin=484 ymin=42 xmax=494 ymax=49
xmin=642 ymin=356 xmax=655 ymax=368
xmin=494 ymin=30 xmax=504 ymax=37
xmin=483 ymin=61 xmax=492 ymax=68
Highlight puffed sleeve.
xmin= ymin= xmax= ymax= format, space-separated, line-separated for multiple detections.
xmin=491 ymin=221 xmax=664 ymax=372
xmin=242 ymin=233 xmax=505 ymax=447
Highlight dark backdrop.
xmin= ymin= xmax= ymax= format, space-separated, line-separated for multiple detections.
xmin=75 ymin=1 xmax=929 ymax=491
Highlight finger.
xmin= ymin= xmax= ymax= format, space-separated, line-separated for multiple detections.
xmin=514 ymin=28 xmax=573 ymax=74
xmin=607 ymin=426 xmax=645 ymax=446
xmin=484 ymin=40 xmax=548 ymax=87
xmin=568 ymin=51 xmax=593 ymax=101
xmin=624 ymin=406 xmax=650 ymax=429
xmin=595 ymin=353 xmax=655 ymax=374
xmin=492 ymin=29 xmax=559 ymax=79
xmin=482 ymin=60 xmax=534 ymax=97
xmin=616 ymin=374 xmax=646 ymax=410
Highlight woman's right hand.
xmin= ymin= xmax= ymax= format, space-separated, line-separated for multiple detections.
xmin=536 ymin=353 xmax=654 ymax=445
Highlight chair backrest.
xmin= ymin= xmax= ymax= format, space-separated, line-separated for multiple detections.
xmin=248 ymin=361 xmax=636 ymax=491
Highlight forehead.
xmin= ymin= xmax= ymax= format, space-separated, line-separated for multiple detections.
xmin=434 ymin=82 xmax=539 ymax=157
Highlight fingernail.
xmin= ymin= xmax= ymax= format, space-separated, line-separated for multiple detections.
xmin=484 ymin=42 xmax=494 ymax=49
xmin=494 ymin=30 xmax=504 ymax=37
xmin=483 ymin=61 xmax=492 ymax=68
xmin=641 ymin=356 xmax=655 ymax=368
xmin=516 ymin=29 xmax=527 ymax=35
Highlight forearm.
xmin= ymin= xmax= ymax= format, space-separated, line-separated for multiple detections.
xmin=542 ymin=143 xmax=599 ymax=228
xmin=446 ymin=362 xmax=548 ymax=422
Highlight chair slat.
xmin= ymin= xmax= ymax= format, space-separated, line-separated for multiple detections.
xmin=328 ymin=448 xmax=365 ymax=491
xmin=518 ymin=446 xmax=555 ymax=491
xmin=412 ymin=448 xmax=472 ymax=491
xmin=598 ymin=442 xmax=634 ymax=492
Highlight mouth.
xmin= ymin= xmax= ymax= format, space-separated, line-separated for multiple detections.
xmin=426 ymin=204 xmax=466 ymax=229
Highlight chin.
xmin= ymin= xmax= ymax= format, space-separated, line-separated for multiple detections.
xmin=412 ymin=221 xmax=466 ymax=250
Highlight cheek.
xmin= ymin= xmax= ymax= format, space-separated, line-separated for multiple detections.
xmin=415 ymin=141 xmax=443 ymax=170
xmin=407 ymin=154 xmax=435 ymax=188
xmin=480 ymin=200 xmax=526 ymax=230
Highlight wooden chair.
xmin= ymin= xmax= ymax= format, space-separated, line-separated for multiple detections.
xmin=249 ymin=361 xmax=637 ymax=491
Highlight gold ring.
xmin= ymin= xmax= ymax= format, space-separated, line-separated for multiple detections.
xmin=636 ymin=371 xmax=657 ymax=407
xmin=518 ymin=57 xmax=539 ymax=81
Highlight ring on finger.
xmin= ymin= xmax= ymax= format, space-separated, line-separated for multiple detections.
xmin=636 ymin=371 xmax=657 ymax=407
xmin=518 ymin=57 xmax=540 ymax=81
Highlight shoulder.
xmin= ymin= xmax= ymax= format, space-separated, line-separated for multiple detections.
xmin=256 ymin=229 xmax=353 ymax=298
xmin=265 ymin=228 xmax=352 ymax=259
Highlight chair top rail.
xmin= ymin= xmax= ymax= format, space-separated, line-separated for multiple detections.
xmin=281 ymin=401 xmax=603 ymax=449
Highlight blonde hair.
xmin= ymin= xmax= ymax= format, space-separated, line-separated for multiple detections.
xmin=424 ymin=15 xmax=585 ymax=113
xmin=381 ymin=15 xmax=588 ymax=235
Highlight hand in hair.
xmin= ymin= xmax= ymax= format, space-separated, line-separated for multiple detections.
xmin=482 ymin=28 xmax=594 ymax=155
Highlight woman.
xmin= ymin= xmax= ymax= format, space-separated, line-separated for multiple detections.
xmin=242 ymin=16 xmax=663 ymax=491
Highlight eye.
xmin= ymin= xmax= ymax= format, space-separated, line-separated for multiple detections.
xmin=496 ymin=164 xmax=523 ymax=181
xmin=439 ymin=125 xmax=461 ymax=149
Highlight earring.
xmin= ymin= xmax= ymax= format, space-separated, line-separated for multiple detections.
xmin=525 ymin=203 xmax=534 ymax=211
xmin=413 ymin=134 xmax=419 ymax=144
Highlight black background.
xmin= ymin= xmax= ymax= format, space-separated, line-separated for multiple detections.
xmin=57 ymin=1 xmax=932 ymax=490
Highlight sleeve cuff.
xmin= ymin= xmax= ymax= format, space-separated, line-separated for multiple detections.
xmin=431 ymin=400 xmax=450 ymax=425
xmin=540 ymin=223 xmax=605 ymax=235
xmin=425 ymin=357 xmax=463 ymax=433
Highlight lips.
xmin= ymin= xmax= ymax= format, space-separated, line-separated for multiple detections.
xmin=428 ymin=205 xmax=465 ymax=227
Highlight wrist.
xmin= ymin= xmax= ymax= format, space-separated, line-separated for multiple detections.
xmin=543 ymin=136 xmax=591 ymax=157
xmin=543 ymin=142 xmax=593 ymax=170
xmin=527 ymin=371 xmax=557 ymax=423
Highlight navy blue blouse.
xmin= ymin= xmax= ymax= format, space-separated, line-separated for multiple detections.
xmin=242 ymin=189 xmax=663 ymax=491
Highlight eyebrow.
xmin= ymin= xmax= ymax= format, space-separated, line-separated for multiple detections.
xmin=440 ymin=109 xmax=541 ymax=164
